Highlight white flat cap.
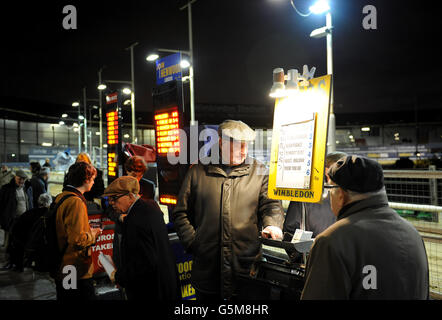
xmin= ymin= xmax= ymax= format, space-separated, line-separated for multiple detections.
xmin=218 ymin=120 xmax=256 ymax=142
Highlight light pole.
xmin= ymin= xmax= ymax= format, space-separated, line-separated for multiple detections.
xmin=180 ymin=0 xmax=198 ymax=125
xmin=125 ymin=42 xmax=138 ymax=144
xmin=98 ymin=67 xmax=104 ymax=169
xmin=308 ymin=0 xmax=335 ymax=152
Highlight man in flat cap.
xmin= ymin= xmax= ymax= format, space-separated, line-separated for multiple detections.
xmin=301 ymin=155 xmax=429 ymax=300
xmin=173 ymin=119 xmax=284 ymax=300
xmin=0 ymin=169 xmax=33 ymax=270
xmin=104 ymin=176 xmax=180 ymax=300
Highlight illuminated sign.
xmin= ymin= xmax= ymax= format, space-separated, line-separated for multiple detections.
xmin=106 ymin=110 xmax=119 ymax=145
xmin=106 ymin=92 xmax=118 ymax=104
xmin=268 ymin=75 xmax=331 ymax=203
xmin=159 ymin=195 xmax=177 ymax=205
xmin=106 ymin=92 xmax=122 ymax=184
xmin=156 ymin=53 xmax=182 ymax=85
xmin=154 ymin=107 xmax=180 ymax=155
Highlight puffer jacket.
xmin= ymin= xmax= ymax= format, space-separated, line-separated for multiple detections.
xmin=172 ymin=157 xmax=284 ymax=298
xmin=54 ymin=186 xmax=96 ymax=280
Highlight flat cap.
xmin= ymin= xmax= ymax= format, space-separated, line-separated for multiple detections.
xmin=103 ymin=176 xmax=140 ymax=197
xmin=218 ymin=120 xmax=256 ymax=142
xmin=328 ymin=155 xmax=384 ymax=193
xmin=15 ymin=169 xmax=28 ymax=179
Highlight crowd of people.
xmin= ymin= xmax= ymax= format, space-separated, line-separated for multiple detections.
xmin=0 ymin=119 xmax=431 ymax=301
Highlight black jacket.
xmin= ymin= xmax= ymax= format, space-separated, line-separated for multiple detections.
xmin=284 ymin=194 xmax=336 ymax=238
xmin=115 ymin=198 xmax=180 ymax=300
xmin=30 ymin=176 xmax=47 ymax=208
xmin=0 ymin=178 xmax=33 ymax=231
xmin=301 ymin=192 xmax=429 ymax=300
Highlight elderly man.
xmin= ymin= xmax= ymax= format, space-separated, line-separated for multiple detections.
xmin=104 ymin=176 xmax=180 ymax=300
xmin=0 ymin=169 xmax=33 ymax=269
xmin=301 ymin=155 xmax=429 ymax=300
xmin=284 ymin=151 xmax=347 ymax=239
xmin=172 ymin=119 xmax=285 ymax=301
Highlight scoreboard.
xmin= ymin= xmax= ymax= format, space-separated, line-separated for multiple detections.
xmin=105 ymin=92 xmax=122 ymax=184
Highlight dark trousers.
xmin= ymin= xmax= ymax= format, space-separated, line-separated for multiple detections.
xmin=55 ymin=278 xmax=96 ymax=301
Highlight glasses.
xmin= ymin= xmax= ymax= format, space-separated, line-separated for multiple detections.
xmin=109 ymin=193 xmax=128 ymax=203
xmin=324 ymin=184 xmax=340 ymax=189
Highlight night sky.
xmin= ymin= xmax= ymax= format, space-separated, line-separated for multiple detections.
xmin=0 ymin=0 xmax=440 ymax=124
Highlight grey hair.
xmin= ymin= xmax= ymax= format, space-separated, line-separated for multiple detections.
xmin=38 ymin=193 xmax=53 ymax=208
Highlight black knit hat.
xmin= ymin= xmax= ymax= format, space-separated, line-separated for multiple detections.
xmin=328 ymin=155 xmax=384 ymax=193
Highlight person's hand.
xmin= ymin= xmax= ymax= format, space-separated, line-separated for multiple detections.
xmin=91 ymin=227 xmax=102 ymax=240
xmin=262 ymin=226 xmax=283 ymax=240
xmin=110 ymin=270 xmax=116 ymax=283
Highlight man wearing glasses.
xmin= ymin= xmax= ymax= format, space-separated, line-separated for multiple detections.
xmin=301 ymin=155 xmax=429 ymax=299
xmin=172 ymin=119 xmax=285 ymax=301
xmin=104 ymin=176 xmax=179 ymax=300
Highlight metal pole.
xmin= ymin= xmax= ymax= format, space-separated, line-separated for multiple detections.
xmin=326 ymin=11 xmax=336 ymax=153
xmin=188 ymin=2 xmax=196 ymax=125
xmin=83 ymin=87 xmax=88 ymax=153
xmin=77 ymin=106 xmax=81 ymax=153
xmin=98 ymin=68 xmax=103 ymax=169
xmin=128 ymin=43 xmax=138 ymax=144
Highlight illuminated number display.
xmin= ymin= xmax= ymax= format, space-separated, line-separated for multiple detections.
xmin=159 ymin=195 xmax=177 ymax=205
xmin=154 ymin=107 xmax=180 ymax=155
xmin=108 ymin=152 xmax=117 ymax=177
xmin=106 ymin=110 xmax=119 ymax=145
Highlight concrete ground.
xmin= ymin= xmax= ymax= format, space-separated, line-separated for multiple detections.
xmin=0 ymin=229 xmax=57 ymax=300
xmin=0 ymin=229 xmax=121 ymax=300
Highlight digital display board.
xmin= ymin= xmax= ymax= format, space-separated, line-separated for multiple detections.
xmin=154 ymin=106 xmax=180 ymax=155
xmin=106 ymin=92 xmax=122 ymax=184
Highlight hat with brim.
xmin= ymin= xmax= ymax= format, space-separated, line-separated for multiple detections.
xmin=102 ymin=176 xmax=140 ymax=198
xmin=15 ymin=169 xmax=28 ymax=179
xmin=218 ymin=120 xmax=256 ymax=142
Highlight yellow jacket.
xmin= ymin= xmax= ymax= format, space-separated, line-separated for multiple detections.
xmin=55 ymin=189 xmax=96 ymax=280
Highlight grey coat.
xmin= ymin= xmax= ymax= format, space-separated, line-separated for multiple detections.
xmin=172 ymin=157 xmax=284 ymax=298
xmin=301 ymin=192 xmax=429 ymax=300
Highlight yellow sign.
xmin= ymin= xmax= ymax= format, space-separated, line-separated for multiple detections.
xmin=268 ymin=75 xmax=331 ymax=203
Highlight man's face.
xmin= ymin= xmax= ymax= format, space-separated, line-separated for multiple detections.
xmin=109 ymin=193 xmax=134 ymax=213
xmin=84 ymin=174 xmax=96 ymax=192
xmin=126 ymin=170 xmax=143 ymax=182
xmin=219 ymin=138 xmax=248 ymax=166
xmin=329 ymin=181 xmax=347 ymax=217
xmin=15 ymin=176 xmax=25 ymax=188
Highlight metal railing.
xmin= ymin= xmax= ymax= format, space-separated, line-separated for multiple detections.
xmin=385 ymin=168 xmax=442 ymax=299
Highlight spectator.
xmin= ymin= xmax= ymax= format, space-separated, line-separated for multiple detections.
xmin=30 ymin=162 xmax=42 ymax=178
xmin=124 ymin=156 xmax=155 ymax=201
xmin=104 ymin=176 xmax=180 ymax=300
xmin=0 ymin=165 xmax=14 ymax=188
xmin=301 ymin=155 xmax=429 ymax=299
xmin=43 ymin=158 xmax=51 ymax=168
xmin=54 ymin=162 xmax=101 ymax=300
xmin=0 ymin=170 xmax=33 ymax=270
xmin=63 ymin=152 xmax=104 ymax=202
xmin=9 ymin=193 xmax=53 ymax=272
xmin=172 ymin=119 xmax=284 ymax=300
xmin=30 ymin=167 xmax=50 ymax=208
xmin=283 ymin=152 xmax=347 ymax=239
xmin=106 ymin=156 xmax=156 ymax=272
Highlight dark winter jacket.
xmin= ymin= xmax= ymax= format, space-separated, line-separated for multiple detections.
xmin=30 ymin=176 xmax=47 ymax=208
xmin=115 ymin=198 xmax=180 ymax=300
xmin=301 ymin=192 xmax=429 ymax=300
xmin=172 ymin=157 xmax=284 ymax=298
xmin=0 ymin=178 xmax=33 ymax=231
xmin=284 ymin=194 xmax=336 ymax=238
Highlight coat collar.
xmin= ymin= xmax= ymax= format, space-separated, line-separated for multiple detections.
xmin=337 ymin=192 xmax=390 ymax=221
xmin=206 ymin=159 xmax=252 ymax=178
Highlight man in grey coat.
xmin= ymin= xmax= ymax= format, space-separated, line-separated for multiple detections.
xmin=301 ymin=155 xmax=429 ymax=300
xmin=173 ymin=120 xmax=284 ymax=301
